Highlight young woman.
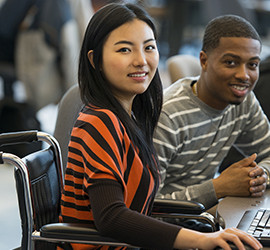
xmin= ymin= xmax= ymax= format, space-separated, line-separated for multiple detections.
xmin=60 ymin=3 xmax=262 ymax=250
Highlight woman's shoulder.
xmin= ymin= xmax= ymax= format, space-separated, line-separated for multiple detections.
xmin=80 ymin=106 xmax=117 ymax=119
xmin=78 ymin=106 xmax=123 ymax=131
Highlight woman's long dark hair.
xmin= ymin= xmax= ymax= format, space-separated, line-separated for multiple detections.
xmin=78 ymin=3 xmax=163 ymax=181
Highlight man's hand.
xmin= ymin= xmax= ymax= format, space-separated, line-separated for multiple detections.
xmin=249 ymin=165 xmax=267 ymax=197
xmin=213 ymin=153 xmax=266 ymax=199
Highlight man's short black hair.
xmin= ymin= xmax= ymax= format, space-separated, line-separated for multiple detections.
xmin=202 ymin=15 xmax=261 ymax=53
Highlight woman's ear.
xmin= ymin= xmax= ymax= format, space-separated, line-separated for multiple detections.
xmin=87 ymin=50 xmax=95 ymax=69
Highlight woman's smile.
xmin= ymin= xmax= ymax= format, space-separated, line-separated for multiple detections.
xmin=128 ymin=71 xmax=149 ymax=81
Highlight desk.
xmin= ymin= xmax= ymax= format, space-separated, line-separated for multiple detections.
xmin=217 ymin=189 xmax=270 ymax=249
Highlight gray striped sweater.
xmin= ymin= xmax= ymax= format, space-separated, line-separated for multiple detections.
xmin=154 ymin=76 xmax=270 ymax=209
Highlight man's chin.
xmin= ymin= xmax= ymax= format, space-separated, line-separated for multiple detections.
xmin=230 ymin=95 xmax=247 ymax=106
xmin=230 ymin=100 xmax=242 ymax=106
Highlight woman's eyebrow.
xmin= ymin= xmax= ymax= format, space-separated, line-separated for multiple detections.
xmin=114 ymin=38 xmax=155 ymax=46
xmin=114 ymin=40 xmax=133 ymax=46
xmin=144 ymin=38 xmax=156 ymax=44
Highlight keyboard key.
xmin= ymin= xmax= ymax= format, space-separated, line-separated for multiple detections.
xmin=261 ymin=229 xmax=270 ymax=237
xmin=255 ymin=210 xmax=264 ymax=220
xmin=258 ymin=210 xmax=270 ymax=227
xmin=251 ymin=219 xmax=259 ymax=227
xmin=253 ymin=230 xmax=262 ymax=237
xmin=266 ymin=220 xmax=270 ymax=228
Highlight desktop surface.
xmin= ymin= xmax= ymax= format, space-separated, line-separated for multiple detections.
xmin=217 ymin=189 xmax=270 ymax=249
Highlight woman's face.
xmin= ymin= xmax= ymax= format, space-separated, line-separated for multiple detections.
xmin=101 ymin=19 xmax=159 ymax=112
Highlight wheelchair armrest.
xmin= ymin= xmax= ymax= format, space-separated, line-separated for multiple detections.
xmin=151 ymin=212 xmax=219 ymax=232
xmin=152 ymin=198 xmax=205 ymax=215
xmin=39 ymin=223 xmax=133 ymax=247
xmin=0 ymin=130 xmax=38 ymax=145
xmin=39 ymin=201 xmax=207 ymax=245
xmin=40 ymin=223 xmax=100 ymax=241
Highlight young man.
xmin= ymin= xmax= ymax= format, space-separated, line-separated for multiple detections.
xmin=154 ymin=15 xmax=270 ymax=209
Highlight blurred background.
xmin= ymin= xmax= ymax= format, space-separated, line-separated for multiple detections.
xmin=1 ymin=0 xmax=270 ymax=249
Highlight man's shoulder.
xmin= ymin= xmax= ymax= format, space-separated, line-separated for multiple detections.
xmin=163 ymin=77 xmax=196 ymax=102
xmin=239 ymin=91 xmax=257 ymax=108
xmin=158 ymin=77 xmax=198 ymax=122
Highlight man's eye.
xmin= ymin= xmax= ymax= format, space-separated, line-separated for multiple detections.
xmin=225 ymin=60 xmax=236 ymax=66
xmin=249 ymin=62 xmax=259 ymax=69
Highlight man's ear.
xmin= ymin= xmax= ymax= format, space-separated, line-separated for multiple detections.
xmin=200 ymin=50 xmax=208 ymax=71
xmin=87 ymin=50 xmax=95 ymax=69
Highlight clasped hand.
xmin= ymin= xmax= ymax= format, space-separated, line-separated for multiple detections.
xmin=213 ymin=153 xmax=267 ymax=199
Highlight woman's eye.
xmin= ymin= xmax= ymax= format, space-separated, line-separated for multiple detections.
xmin=117 ymin=48 xmax=130 ymax=53
xmin=146 ymin=45 xmax=156 ymax=51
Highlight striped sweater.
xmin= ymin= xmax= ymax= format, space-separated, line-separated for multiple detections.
xmin=153 ymin=76 xmax=270 ymax=209
xmin=60 ymin=106 xmax=180 ymax=250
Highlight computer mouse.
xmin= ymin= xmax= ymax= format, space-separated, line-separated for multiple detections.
xmin=214 ymin=241 xmax=257 ymax=250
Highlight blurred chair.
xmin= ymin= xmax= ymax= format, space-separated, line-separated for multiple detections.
xmin=166 ymin=54 xmax=201 ymax=84
xmin=53 ymin=84 xmax=83 ymax=169
xmin=0 ymin=130 xmax=218 ymax=250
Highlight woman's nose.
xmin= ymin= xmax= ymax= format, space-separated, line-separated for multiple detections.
xmin=133 ymin=51 xmax=147 ymax=66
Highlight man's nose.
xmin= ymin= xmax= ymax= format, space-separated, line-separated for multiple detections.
xmin=235 ymin=65 xmax=250 ymax=82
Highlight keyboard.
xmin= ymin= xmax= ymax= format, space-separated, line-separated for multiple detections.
xmin=237 ymin=208 xmax=270 ymax=246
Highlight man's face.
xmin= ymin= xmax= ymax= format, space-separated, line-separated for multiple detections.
xmin=198 ymin=37 xmax=261 ymax=110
